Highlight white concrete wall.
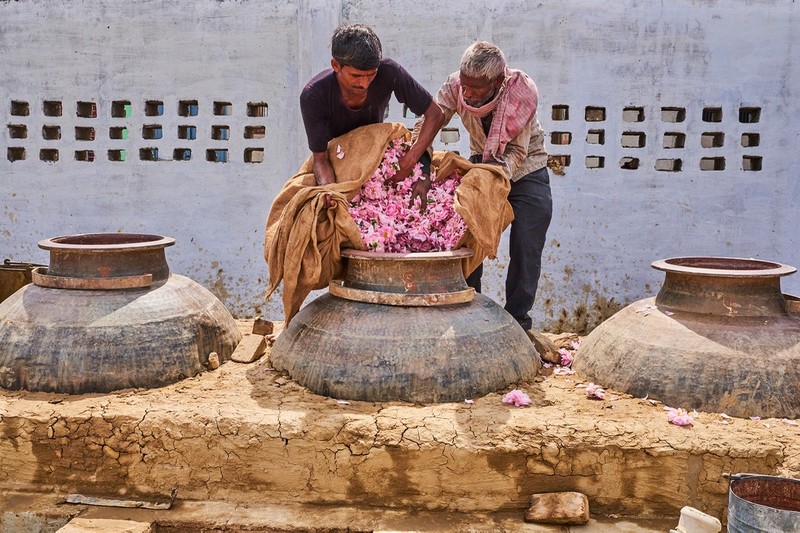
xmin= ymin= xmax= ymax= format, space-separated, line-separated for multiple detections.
xmin=2 ymin=0 xmax=798 ymax=332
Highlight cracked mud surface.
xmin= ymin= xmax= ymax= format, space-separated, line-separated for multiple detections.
xmin=1 ymin=321 xmax=798 ymax=520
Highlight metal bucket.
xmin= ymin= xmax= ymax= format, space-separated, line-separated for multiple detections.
xmin=0 ymin=260 xmax=46 ymax=303
xmin=728 ymin=474 xmax=800 ymax=532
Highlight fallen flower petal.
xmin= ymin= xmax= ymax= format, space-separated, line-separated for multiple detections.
xmin=585 ymin=383 xmax=606 ymax=400
xmin=464 ymin=399 xmax=474 ymax=405
xmin=336 ymin=399 xmax=349 ymax=405
xmin=501 ymin=389 xmax=531 ymax=407
xmin=781 ymin=418 xmax=798 ymax=427
xmin=666 ymin=407 xmax=694 ymax=426
xmin=750 ymin=416 xmax=762 ymax=421
xmin=336 ymin=144 xmax=345 ymax=159
xmin=559 ymin=348 xmax=574 ymax=367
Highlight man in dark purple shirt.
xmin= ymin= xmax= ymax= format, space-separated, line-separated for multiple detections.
xmin=300 ymin=24 xmax=444 ymax=187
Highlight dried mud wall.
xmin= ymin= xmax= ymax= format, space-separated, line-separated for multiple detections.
xmin=1 ymin=1 xmax=798 ymax=332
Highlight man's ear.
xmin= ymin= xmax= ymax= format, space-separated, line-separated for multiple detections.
xmin=331 ymin=59 xmax=341 ymax=73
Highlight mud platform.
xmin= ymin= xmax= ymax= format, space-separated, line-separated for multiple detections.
xmin=1 ymin=321 xmax=798 ymax=531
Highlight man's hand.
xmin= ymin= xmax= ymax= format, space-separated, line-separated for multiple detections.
xmin=409 ymin=177 xmax=432 ymax=212
xmin=389 ymin=152 xmax=417 ymax=183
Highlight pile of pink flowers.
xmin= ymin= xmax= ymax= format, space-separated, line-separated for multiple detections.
xmin=348 ymin=139 xmax=467 ymax=253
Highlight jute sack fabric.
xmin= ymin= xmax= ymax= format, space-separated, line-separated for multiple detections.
xmin=264 ymin=122 xmax=513 ymax=324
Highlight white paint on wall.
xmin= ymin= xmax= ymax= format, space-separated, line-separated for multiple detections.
xmin=1 ymin=0 xmax=798 ymax=331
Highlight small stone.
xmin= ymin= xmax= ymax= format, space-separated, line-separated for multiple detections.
xmin=550 ymin=332 xmax=580 ymax=350
xmin=524 ymin=491 xmax=589 ymax=525
xmin=252 ymin=316 xmax=274 ymax=335
xmin=230 ymin=334 xmax=267 ymax=364
xmin=206 ymin=352 xmax=220 ymax=369
xmin=527 ymin=329 xmax=561 ymax=364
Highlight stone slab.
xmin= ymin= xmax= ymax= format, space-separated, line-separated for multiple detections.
xmin=57 ymin=518 xmax=153 ymax=532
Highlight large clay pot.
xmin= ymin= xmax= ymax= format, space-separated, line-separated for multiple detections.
xmin=575 ymin=257 xmax=800 ymax=418
xmin=271 ymin=249 xmax=540 ymax=403
xmin=0 ymin=233 xmax=242 ymax=394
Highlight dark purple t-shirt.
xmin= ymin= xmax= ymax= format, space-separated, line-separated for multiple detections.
xmin=300 ymin=58 xmax=433 ymax=152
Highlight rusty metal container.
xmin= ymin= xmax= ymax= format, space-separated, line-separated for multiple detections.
xmin=0 ymin=233 xmax=242 ymax=394
xmin=728 ymin=474 xmax=800 ymax=532
xmin=0 ymin=260 xmax=46 ymax=304
xmin=271 ymin=249 xmax=540 ymax=403
xmin=574 ymin=257 xmax=800 ymax=418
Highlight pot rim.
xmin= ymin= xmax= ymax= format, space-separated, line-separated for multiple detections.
xmin=39 ymin=233 xmax=175 ymax=252
xmin=342 ymin=248 xmax=473 ymax=261
xmin=652 ymin=256 xmax=796 ymax=278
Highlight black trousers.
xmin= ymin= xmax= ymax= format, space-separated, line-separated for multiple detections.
xmin=465 ymin=166 xmax=553 ymax=330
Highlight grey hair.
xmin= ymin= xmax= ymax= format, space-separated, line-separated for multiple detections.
xmin=460 ymin=41 xmax=506 ymax=80
xmin=331 ymin=24 xmax=383 ymax=70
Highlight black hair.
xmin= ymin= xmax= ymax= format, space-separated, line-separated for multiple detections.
xmin=331 ymin=24 xmax=382 ymax=70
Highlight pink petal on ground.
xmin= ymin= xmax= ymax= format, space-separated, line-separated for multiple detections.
xmin=585 ymin=383 xmax=606 ymax=400
xmin=750 ymin=416 xmax=761 ymax=421
xmin=781 ymin=418 xmax=798 ymax=427
xmin=464 ymin=399 xmax=474 ymax=405
xmin=501 ymin=389 xmax=531 ymax=407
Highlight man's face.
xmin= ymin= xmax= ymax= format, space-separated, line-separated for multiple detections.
xmin=460 ymin=72 xmax=504 ymax=107
xmin=332 ymin=59 xmax=378 ymax=96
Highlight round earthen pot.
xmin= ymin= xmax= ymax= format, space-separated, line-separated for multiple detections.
xmin=0 ymin=233 xmax=242 ymax=393
xmin=271 ymin=249 xmax=540 ymax=403
xmin=575 ymin=257 xmax=800 ymax=418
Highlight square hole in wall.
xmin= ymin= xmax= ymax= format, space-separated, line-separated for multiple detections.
xmin=702 ymin=107 xmax=722 ymax=122
xmin=145 ymin=100 xmax=164 ymax=117
xmin=42 ymin=125 xmax=61 ymax=140
xmin=741 ymin=133 xmax=760 ymax=147
xmin=700 ymin=157 xmax=725 ymax=171
xmin=247 ymin=102 xmax=268 ymax=117
xmin=109 ymin=126 xmax=128 ymax=140
xmin=43 ymin=100 xmax=63 ymax=117
xmin=551 ymin=105 xmax=569 ymax=121
xmin=7 ymin=147 xmax=26 ymax=162
xmin=586 ymin=129 xmax=605 ymax=145
xmin=701 ymin=132 xmax=725 ymax=148
xmin=75 ymin=126 xmax=95 ymax=141
xmin=623 ymin=107 xmax=645 ymax=122
xmin=142 ymin=124 xmax=163 ymax=140
xmin=75 ymin=150 xmax=95 ymax=162
xmin=178 ymin=125 xmax=197 ymax=140
xmin=661 ymin=107 xmax=685 ymax=123
xmin=211 ymin=125 xmax=230 ymax=141
xmin=738 ymin=107 xmax=761 ymax=123
xmin=663 ymin=132 xmax=685 ymax=149
xmin=655 ymin=158 xmax=682 ymax=172
xmin=173 ymin=148 xmax=192 ymax=161
xmin=621 ymin=131 xmax=646 ymax=148
xmin=743 ymin=155 xmax=762 ymax=171
xmin=214 ymin=101 xmax=232 ymax=116
xmin=10 ymin=101 xmax=30 ymax=116
xmin=76 ymin=101 xmax=97 ymax=118
xmin=440 ymin=127 xmax=460 ymax=144
xmin=108 ymin=149 xmax=127 ymax=162
xmin=40 ymin=149 xmax=59 ymax=162
xmin=585 ymin=156 xmax=604 ymax=169
xmin=179 ymin=100 xmax=199 ymax=117
xmin=111 ymin=100 xmax=132 ymax=118
xmin=620 ymin=157 xmax=639 ymax=170
xmin=140 ymin=147 xmax=159 ymax=161
xmin=585 ymin=107 xmax=605 ymax=122
xmin=244 ymin=125 xmax=266 ymax=139
xmin=8 ymin=124 xmax=27 ymax=139
xmin=206 ymin=149 xmax=228 ymax=162
xmin=244 ymin=147 xmax=264 ymax=163
xmin=550 ymin=131 xmax=571 ymax=145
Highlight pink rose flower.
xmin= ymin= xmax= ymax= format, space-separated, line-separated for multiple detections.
xmin=501 ymin=389 xmax=531 ymax=407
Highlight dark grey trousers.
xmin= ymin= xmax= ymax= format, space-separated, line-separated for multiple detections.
xmin=465 ymin=166 xmax=553 ymax=330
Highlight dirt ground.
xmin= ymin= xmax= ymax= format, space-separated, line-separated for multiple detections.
xmin=1 ymin=319 xmax=798 ymax=531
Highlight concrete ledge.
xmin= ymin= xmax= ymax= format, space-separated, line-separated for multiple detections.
xmin=1 ymin=340 xmax=798 ymax=523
